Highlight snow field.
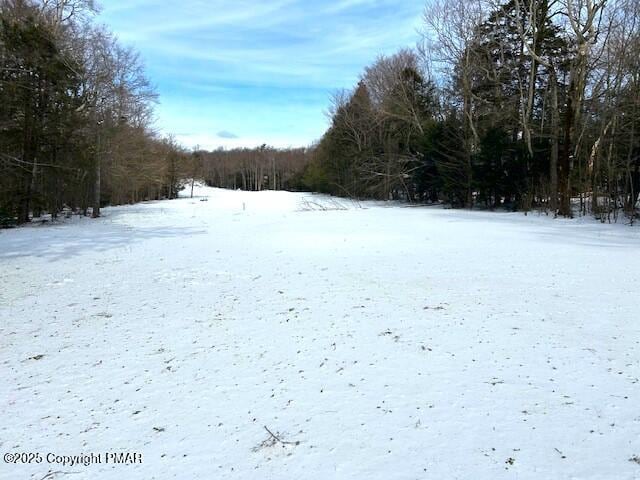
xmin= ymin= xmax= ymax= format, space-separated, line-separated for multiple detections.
xmin=1 ymin=186 xmax=639 ymax=479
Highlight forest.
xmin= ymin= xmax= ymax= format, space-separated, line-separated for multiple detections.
xmin=2 ymin=0 xmax=639 ymax=226
xmin=0 ymin=0 xmax=188 ymax=227
xmin=304 ymin=0 xmax=640 ymax=222
xmin=198 ymin=146 xmax=310 ymax=192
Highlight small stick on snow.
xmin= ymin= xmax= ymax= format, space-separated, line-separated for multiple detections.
xmin=263 ymin=426 xmax=299 ymax=446
xmin=554 ymin=448 xmax=566 ymax=459
xmin=38 ymin=471 xmax=80 ymax=480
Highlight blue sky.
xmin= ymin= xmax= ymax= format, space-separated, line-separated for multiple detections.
xmin=98 ymin=0 xmax=426 ymax=150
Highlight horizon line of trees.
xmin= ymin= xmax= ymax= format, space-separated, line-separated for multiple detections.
xmin=3 ymin=0 xmax=639 ymax=227
xmin=302 ymin=0 xmax=640 ymax=223
xmin=197 ymin=145 xmax=310 ymax=192
xmin=0 ymin=0 xmax=190 ymax=227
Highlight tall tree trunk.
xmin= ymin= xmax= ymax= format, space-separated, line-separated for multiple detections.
xmin=549 ymin=68 xmax=559 ymax=215
xmin=272 ymin=158 xmax=276 ymax=190
xmin=559 ymin=81 xmax=574 ymax=217
xmin=93 ymin=130 xmax=101 ymax=218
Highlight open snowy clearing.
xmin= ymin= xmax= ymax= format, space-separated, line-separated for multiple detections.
xmin=1 ymin=186 xmax=639 ymax=480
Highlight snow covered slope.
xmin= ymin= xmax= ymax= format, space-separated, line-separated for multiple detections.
xmin=1 ymin=186 xmax=639 ymax=480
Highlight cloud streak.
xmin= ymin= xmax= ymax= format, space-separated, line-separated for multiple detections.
xmin=99 ymin=0 xmax=425 ymax=149
xmin=217 ymin=130 xmax=238 ymax=139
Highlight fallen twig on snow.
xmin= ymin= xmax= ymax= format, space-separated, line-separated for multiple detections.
xmin=37 ymin=471 xmax=80 ymax=480
xmin=263 ymin=426 xmax=300 ymax=446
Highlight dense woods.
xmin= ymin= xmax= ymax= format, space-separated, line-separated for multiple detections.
xmin=2 ymin=0 xmax=639 ymax=227
xmin=0 ymin=0 xmax=187 ymax=226
xmin=305 ymin=0 xmax=640 ymax=222
xmin=199 ymin=146 xmax=310 ymax=192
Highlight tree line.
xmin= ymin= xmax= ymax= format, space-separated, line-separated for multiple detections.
xmin=0 ymin=0 xmax=189 ymax=227
xmin=198 ymin=145 xmax=310 ymax=192
xmin=303 ymin=0 xmax=640 ymax=222
xmin=3 ymin=0 xmax=639 ymax=226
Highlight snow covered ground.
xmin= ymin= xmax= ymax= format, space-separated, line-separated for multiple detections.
xmin=1 ymin=185 xmax=639 ymax=480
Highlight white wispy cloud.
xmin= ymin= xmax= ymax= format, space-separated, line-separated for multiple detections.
xmin=217 ymin=130 xmax=238 ymax=139
xmin=99 ymin=0 xmax=425 ymax=149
